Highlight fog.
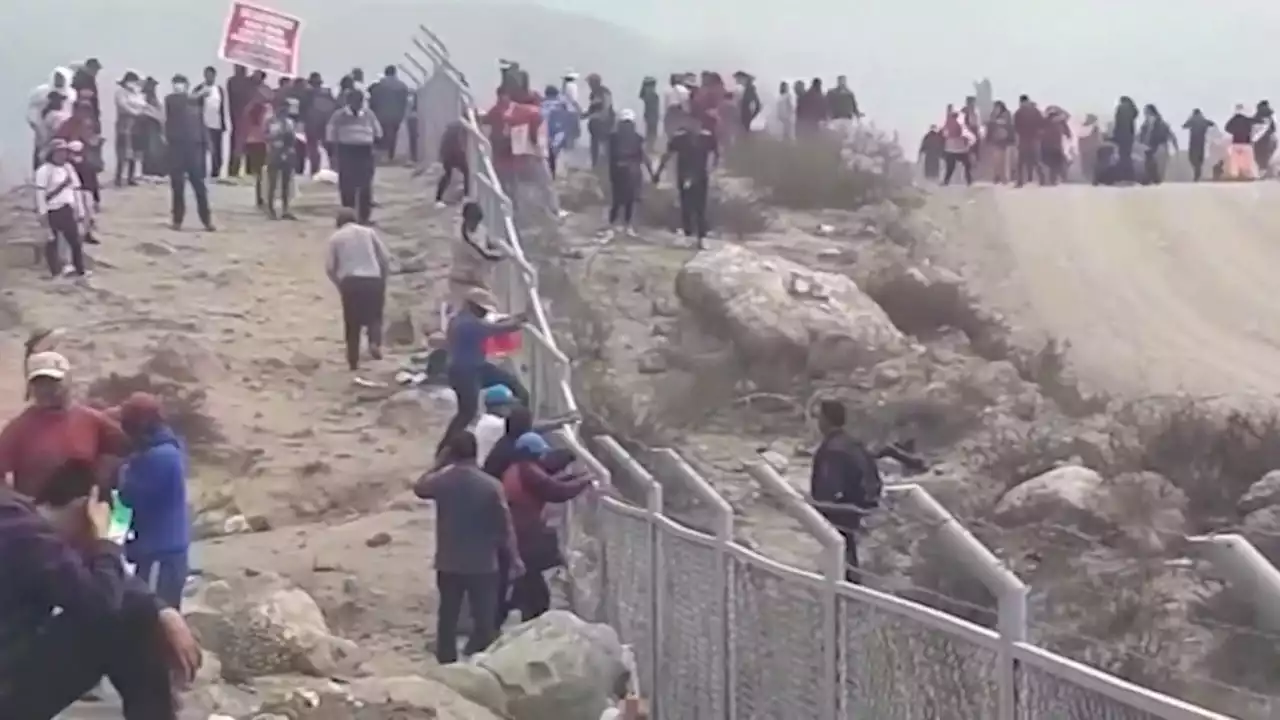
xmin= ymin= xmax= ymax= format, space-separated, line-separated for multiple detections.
xmin=4 ymin=0 xmax=1279 ymax=185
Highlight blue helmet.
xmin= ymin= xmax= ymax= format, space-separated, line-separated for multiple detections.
xmin=482 ymin=385 xmax=515 ymax=409
xmin=515 ymin=432 xmax=550 ymax=457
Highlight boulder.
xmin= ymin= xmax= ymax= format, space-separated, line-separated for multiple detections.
xmin=995 ymin=467 xmax=1188 ymax=552
xmin=675 ymin=244 xmax=906 ymax=382
xmin=242 ymin=680 xmax=502 ymax=720
xmin=184 ymin=574 xmax=362 ymax=682
xmin=435 ymin=610 xmax=628 ymax=720
xmin=1240 ymin=470 xmax=1280 ymax=516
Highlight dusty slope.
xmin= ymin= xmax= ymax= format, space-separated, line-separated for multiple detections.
xmin=928 ymin=183 xmax=1280 ymax=401
xmin=0 ymin=169 xmax=468 ymax=718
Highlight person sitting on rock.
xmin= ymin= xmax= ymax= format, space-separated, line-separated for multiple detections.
xmin=0 ymin=459 xmax=201 ymax=719
xmin=414 ymin=430 xmax=522 ymax=664
xmin=498 ymin=432 xmax=592 ymax=624
xmin=117 ymin=392 xmax=190 ymax=610
xmin=0 ymin=352 xmax=129 ymax=500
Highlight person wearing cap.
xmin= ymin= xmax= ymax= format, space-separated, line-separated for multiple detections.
xmin=604 ymin=109 xmax=652 ymax=239
xmin=497 ymin=432 xmax=591 ymax=624
xmin=414 ymin=430 xmax=522 ymax=664
xmin=114 ymin=71 xmax=147 ymax=186
xmin=263 ymin=97 xmax=302 ymax=220
xmin=560 ymin=72 xmax=583 ymax=151
xmin=164 ymin=74 xmax=216 ymax=232
xmin=116 ymin=392 xmax=190 ymax=610
xmin=193 ymin=66 xmax=227 ymax=179
xmin=475 ymin=385 xmax=517 ymax=466
xmin=33 ymin=139 xmax=89 ymax=278
xmin=326 ymin=207 xmax=391 ymax=371
xmin=0 ymin=352 xmax=129 ymax=501
xmin=438 ymin=288 xmax=529 ymax=456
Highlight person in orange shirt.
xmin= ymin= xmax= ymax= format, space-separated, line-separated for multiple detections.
xmin=0 ymin=352 xmax=129 ymax=500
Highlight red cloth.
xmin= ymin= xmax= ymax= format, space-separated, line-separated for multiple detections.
xmin=0 ymin=404 xmax=128 ymax=499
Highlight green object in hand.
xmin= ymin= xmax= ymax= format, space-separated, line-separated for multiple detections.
xmin=107 ymin=490 xmax=133 ymax=544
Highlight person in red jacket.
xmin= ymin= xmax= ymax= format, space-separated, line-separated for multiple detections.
xmin=237 ymin=78 xmax=273 ymax=205
xmin=497 ymin=432 xmax=591 ymax=625
xmin=480 ymin=89 xmax=543 ymax=207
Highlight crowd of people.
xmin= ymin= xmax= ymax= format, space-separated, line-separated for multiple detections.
xmin=917 ymin=94 xmax=1280 ymax=187
xmin=25 ymin=58 xmax=420 ymax=280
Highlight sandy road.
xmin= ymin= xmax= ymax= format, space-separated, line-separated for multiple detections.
xmin=929 ymin=182 xmax=1280 ymax=401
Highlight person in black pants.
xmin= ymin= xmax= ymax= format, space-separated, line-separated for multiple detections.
xmin=605 ymin=111 xmax=650 ymax=237
xmin=435 ymin=116 xmax=469 ymax=205
xmin=653 ymin=120 xmax=717 ymax=248
xmin=163 ymin=75 xmax=215 ymax=232
xmin=33 ymin=140 xmax=87 ymax=278
xmin=326 ymin=90 xmax=382 ymax=223
xmin=413 ymin=431 xmax=522 ymax=664
xmin=438 ymin=290 xmax=529 ymax=457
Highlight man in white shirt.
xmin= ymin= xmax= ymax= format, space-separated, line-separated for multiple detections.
xmin=33 ymin=140 xmax=87 ymax=278
xmin=193 ymin=66 xmax=226 ymax=179
xmin=27 ymin=69 xmax=77 ymax=171
xmin=475 ymin=385 xmax=516 ymax=466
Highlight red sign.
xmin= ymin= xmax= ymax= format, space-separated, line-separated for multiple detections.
xmin=218 ymin=1 xmax=303 ymax=77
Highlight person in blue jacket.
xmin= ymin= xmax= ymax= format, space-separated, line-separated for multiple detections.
xmin=116 ymin=392 xmax=190 ymax=609
xmin=541 ymin=86 xmax=575 ymax=178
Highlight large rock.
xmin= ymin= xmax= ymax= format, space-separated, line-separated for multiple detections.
xmin=434 ymin=610 xmax=627 ymax=720
xmin=675 ymin=244 xmax=907 ymax=381
xmin=183 ymin=574 xmax=361 ymax=682
xmin=1240 ymin=470 xmax=1280 ymax=515
xmin=995 ymin=466 xmax=1187 ymax=552
xmin=241 ymin=680 xmax=502 ymax=720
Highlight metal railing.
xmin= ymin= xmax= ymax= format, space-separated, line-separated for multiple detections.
xmin=404 ymin=27 xmax=1235 ymax=719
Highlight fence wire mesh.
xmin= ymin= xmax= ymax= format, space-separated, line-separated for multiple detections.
xmin=409 ymin=32 xmax=1240 ymax=720
xmin=839 ymin=589 xmax=1003 ymax=720
xmin=728 ymin=554 xmax=830 ymax=720
xmin=599 ymin=502 xmax=658 ymax=694
xmin=1016 ymin=663 xmax=1171 ymax=720
xmin=656 ymin=525 xmax=728 ymax=719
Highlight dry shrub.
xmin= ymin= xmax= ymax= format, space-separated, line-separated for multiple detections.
xmin=1112 ymin=400 xmax=1280 ymax=528
xmin=85 ymin=372 xmax=225 ymax=459
xmin=725 ymin=126 xmax=911 ymax=211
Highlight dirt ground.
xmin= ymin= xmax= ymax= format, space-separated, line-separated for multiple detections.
xmin=926 ymin=182 xmax=1280 ymax=402
xmin=0 ymin=168 xmax=461 ymax=718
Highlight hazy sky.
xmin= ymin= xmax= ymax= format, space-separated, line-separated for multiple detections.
xmin=4 ymin=0 xmax=1280 ymax=183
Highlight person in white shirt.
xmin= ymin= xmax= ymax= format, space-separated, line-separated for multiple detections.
xmin=475 ymin=385 xmax=517 ymax=465
xmin=27 ymin=69 xmax=77 ymax=171
xmin=774 ymin=81 xmax=795 ymax=141
xmin=193 ymin=66 xmax=226 ymax=179
xmin=33 ymin=140 xmax=87 ymax=278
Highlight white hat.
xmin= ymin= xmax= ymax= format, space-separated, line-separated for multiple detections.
xmin=618 ymin=109 xmax=636 ymax=122
xmin=563 ymin=69 xmax=579 ymax=80
xmin=27 ymin=351 xmax=70 ymax=381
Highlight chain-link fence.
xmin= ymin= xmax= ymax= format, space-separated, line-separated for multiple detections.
xmin=405 ymin=26 xmax=1234 ymax=720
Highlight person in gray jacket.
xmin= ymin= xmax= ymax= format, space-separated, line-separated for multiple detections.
xmin=414 ymin=431 xmax=522 ymax=664
xmin=325 ymin=207 xmax=390 ymax=371
xmin=368 ymin=66 xmax=411 ymax=162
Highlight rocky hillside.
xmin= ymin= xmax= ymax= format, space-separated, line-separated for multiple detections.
xmin=528 ymin=131 xmax=1280 ymax=718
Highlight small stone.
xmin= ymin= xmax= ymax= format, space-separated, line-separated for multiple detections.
xmin=223 ymin=514 xmax=251 ymax=534
xmin=365 ymin=531 xmax=392 ymax=548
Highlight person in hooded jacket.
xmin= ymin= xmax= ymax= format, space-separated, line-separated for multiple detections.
xmin=1112 ymin=96 xmax=1140 ymax=183
xmin=116 ymin=392 xmax=190 ymax=610
xmin=497 ymin=432 xmax=591 ymax=624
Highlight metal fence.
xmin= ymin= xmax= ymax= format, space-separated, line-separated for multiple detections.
xmin=404 ymin=27 xmax=1234 ymax=720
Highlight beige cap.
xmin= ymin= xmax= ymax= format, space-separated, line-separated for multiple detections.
xmin=27 ymin=351 xmax=70 ymax=381
xmin=464 ymin=287 xmax=499 ymax=310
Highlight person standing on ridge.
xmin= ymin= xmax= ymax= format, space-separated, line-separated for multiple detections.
xmin=33 ymin=141 xmax=88 ymax=278
xmin=70 ymin=58 xmax=101 ymax=125
xmin=1137 ymin=104 xmax=1176 ymax=185
xmin=826 ymin=75 xmax=860 ymax=127
xmin=640 ymin=77 xmax=660 ymax=149
xmin=163 ymin=75 xmax=215 ymax=232
xmin=304 ymin=73 xmax=339 ymax=176
xmin=326 ymin=207 xmax=390 ymax=372
xmin=1223 ymin=104 xmax=1258 ymax=180
xmin=368 ymin=66 xmax=410 ymax=161
xmin=604 ymin=109 xmax=651 ymax=239
xmin=263 ymin=98 xmax=301 ymax=220
xmin=1254 ymin=100 xmax=1276 ymax=176
xmin=984 ymin=101 xmax=1014 ymax=184
xmin=1182 ymin=109 xmax=1215 ymax=182
xmin=192 ymin=66 xmax=226 ymax=179
xmin=774 ymin=81 xmax=795 ymax=140
xmin=584 ymin=74 xmax=615 ymax=167
xmin=326 ymin=89 xmax=383 ymax=224
xmin=917 ymin=125 xmax=944 ymax=182
xmin=542 ymin=86 xmax=575 ymax=179
xmin=653 ymin=117 xmax=717 ymax=248
xmin=113 ymin=71 xmax=147 ymax=187
xmin=795 ymin=78 xmax=827 ymax=137
xmin=225 ymin=65 xmax=252 ymax=177
xmin=1111 ymin=96 xmax=1139 ymax=184
xmin=735 ymin=71 xmax=762 ymax=137
xmin=1013 ymin=94 xmax=1045 ymax=187
xmin=238 ymin=73 xmax=273 ymax=206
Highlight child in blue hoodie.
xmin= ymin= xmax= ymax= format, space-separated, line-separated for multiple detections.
xmin=116 ymin=392 xmax=190 ymax=609
xmin=541 ymin=86 xmax=575 ymax=178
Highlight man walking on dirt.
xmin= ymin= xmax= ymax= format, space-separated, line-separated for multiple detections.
xmin=326 ymin=89 xmax=383 ymax=224
xmin=326 ymin=207 xmax=391 ymax=371
xmin=225 ymin=65 xmax=253 ymax=177
xmin=368 ymin=66 xmax=411 ymax=162
xmin=810 ymin=400 xmax=881 ymax=583
xmin=653 ymin=118 xmax=718 ymax=248
xmin=1182 ymin=109 xmax=1215 ymax=182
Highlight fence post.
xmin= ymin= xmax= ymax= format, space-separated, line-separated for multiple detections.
xmin=745 ymin=462 xmax=842 ymax=719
